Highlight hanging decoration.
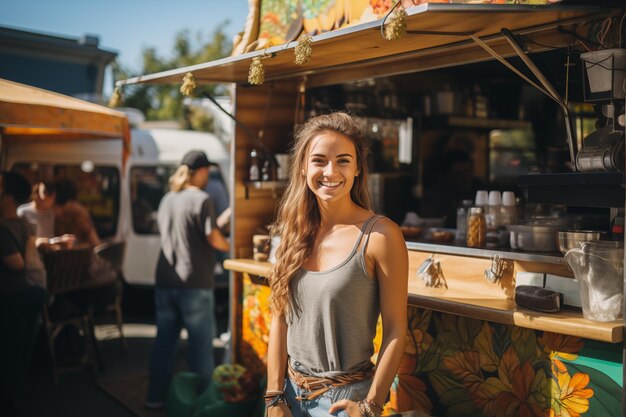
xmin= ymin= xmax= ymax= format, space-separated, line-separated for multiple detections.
xmin=248 ymin=56 xmax=265 ymax=85
xmin=382 ymin=3 xmax=407 ymax=41
xmin=108 ymin=86 xmax=123 ymax=107
xmin=294 ymin=35 xmax=313 ymax=65
xmin=180 ymin=72 xmax=197 ymax=96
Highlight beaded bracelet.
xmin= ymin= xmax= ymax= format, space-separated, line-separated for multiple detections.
xmin=357 ymin=399 xmax=381 ymax=417
xmin=363 ymin=397 xmax=383 ymax=413
xmin=264 ymin=392 xmax=290 ymax=409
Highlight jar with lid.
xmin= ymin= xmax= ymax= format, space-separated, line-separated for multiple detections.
xmin=467 ymin=207 xmax=486 ymax=248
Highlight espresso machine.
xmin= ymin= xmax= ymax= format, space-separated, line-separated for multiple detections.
xmin=578 ymin=49 xmax=626 ymax=172
xmin=575 ymin=103 xmax=625 ymax=172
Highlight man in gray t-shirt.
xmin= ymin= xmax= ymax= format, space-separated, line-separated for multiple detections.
xmin=155 ymin=187 xmax=218 ymax=288
xmin=146 ymin=151 xmax=229 ymax=409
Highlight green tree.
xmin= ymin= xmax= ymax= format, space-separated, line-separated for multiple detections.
xmin=111 ymin=21 xmax=232 ymax=129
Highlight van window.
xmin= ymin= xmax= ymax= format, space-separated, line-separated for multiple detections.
xmin=130 ymin=166 xmax=176 ymax=234
xmin=12 ymin=163 xmax=120 ymax=238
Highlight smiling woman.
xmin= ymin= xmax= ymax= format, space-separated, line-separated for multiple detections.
xmin=265 ymin=112 xmax=408 ymax=417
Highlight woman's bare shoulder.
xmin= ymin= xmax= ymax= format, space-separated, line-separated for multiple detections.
xmin=368 ymin=216 xmax=405 ymax=252
xmin=364 ymin=217 xmax=407 ymax=277
xmin=371 ymin=216 xmax=402 ymax=236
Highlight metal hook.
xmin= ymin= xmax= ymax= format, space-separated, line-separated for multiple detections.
xmin=484 ymin=254 xmax=507 ymax=283
xmin=417 ymin=254 xmax=447 ymax=289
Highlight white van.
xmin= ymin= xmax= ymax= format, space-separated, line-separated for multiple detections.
xmin=4 ymin=128 xmax=230 ymax=287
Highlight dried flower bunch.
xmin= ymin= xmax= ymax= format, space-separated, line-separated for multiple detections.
xmin=248 ymin=56 xmax=265 ymax=85
xmin=384 ymin=6 xmax=407 ymax=41
xmin=108 ymin=86 xmax=123 ymax=107
xmin=294 ymin=35 xmax=313 ymax=65
xmin=180 ymin=72 xmax=197 ymax=96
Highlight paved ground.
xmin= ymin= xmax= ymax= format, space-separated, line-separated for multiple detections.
xmin=27 ymin=322 xmax=228 ymax=417
xmin=23 ymin=283 xmax=230 ymax=417
xmin=30 ymin=327 xmax=152 ymax=417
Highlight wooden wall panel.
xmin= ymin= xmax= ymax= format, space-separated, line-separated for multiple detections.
xmin=233 ymin=81 xmax=299 ymax=259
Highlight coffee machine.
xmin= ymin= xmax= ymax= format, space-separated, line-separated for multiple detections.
xmin=576 ymin=103 xmax=625 ymax=172
xmin=578 ymin=49 xmax=626 ymax=172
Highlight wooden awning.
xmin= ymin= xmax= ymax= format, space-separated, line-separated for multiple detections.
xmin=0 ymin=78 xmax=131 ymax=169
xmin=116 ymin=4 xmax=616 ymax=88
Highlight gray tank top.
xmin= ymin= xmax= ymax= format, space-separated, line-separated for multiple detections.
xmin=287 ymin=215 xmax=383 ymax=377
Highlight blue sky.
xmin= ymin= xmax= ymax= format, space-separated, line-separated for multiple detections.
xmin=0 ymin=0 xmax=248 ymax=82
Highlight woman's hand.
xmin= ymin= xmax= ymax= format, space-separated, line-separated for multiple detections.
xmin=328 ymin=399 xmax=361 ymax=417
xmin=266 ymin=402 xmax=293 ymax=417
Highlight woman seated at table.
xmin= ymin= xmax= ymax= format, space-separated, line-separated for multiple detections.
xmin=53 ymin=179 xmax=100 ymax=248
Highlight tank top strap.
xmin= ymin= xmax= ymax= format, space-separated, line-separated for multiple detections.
xmin=347 ymin=215 xmax=379 ymax=256
xmin=358 ymin=215 xmax=384 ymax=258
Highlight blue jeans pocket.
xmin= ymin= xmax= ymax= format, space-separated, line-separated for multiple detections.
xmin=330 ymin=378 xmax=372 ymax=403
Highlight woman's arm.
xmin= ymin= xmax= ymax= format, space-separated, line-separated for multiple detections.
xmin=266 ymin=313 xmax=292 ymax=417
xmin=330 ymin=217 xmax=408 ymax=416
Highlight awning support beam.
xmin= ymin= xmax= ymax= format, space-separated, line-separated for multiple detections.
xmin=470 ymin=28 xmax=578 ymax=172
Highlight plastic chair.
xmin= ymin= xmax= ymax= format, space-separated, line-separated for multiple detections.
xmin=41 ymin=247 xmax=96 ymax=387
xmin=93 ymin=241 xmax=127 ymax=351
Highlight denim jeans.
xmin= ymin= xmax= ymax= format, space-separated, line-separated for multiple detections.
xmin=284 ymin=366 xmax=372 ymax=417
xmin=146 ymin=288 xmax=215 ymax=402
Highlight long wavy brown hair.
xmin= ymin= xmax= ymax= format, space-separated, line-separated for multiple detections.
xmin=269 ymin=112 xmax=371 ymax=316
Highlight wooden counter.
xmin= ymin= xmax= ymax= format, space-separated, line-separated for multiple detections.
xmin=224 ymin=252 xmax=624 ymax=343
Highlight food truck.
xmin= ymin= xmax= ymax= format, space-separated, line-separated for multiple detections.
xmin=117 ymin=2 xmax=626 ymax=415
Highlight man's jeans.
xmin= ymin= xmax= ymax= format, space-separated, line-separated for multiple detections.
xmin=147 ymin=288 xmax=215 ymax=402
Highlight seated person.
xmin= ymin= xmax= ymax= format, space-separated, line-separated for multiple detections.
xmin=0 ymin=172 xmax=46 ymax=416
xmin=54 ymin=179 xmax=100 ymax=248
xmin=17 ymin=180 xmax=57 ymax=248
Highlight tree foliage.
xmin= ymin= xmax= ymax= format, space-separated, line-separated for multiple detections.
xmin=111 ymin=21 xmax=232 ymax=128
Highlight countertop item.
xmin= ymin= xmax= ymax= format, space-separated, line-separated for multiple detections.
xmin=507 ymin=220 xmax=568 ymax=252
xmin=556 ymin=230 xmax=608 ymax=255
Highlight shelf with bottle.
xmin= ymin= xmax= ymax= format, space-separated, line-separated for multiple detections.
xmin=245 ymin=147 xmax=290 ymax=199
xmin=243 ymin=180 xmax=287 ymax=199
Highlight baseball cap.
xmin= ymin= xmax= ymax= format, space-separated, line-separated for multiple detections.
xmin=181 ymin=150 xmax=211 ymax=170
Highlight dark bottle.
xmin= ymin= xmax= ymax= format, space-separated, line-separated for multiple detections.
xmin=261 ymin=160 xmax=271 ymax=181
xmin=249 ymin=149 xmax=260 ymax=181
xmin=261 ymin=154 xmax=278 ymax=181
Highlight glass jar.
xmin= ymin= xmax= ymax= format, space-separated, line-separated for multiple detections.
xmin=467 ymin=207 xmax=486 ymax=248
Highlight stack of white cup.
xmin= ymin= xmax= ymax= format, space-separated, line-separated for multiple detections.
xmin=501 ymin=191 xmax=517 ymax=226
xmin=487 ymin=191 xmax=502 ymax=231
xmin=475 ymin=190 xmax=488 ymax=211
